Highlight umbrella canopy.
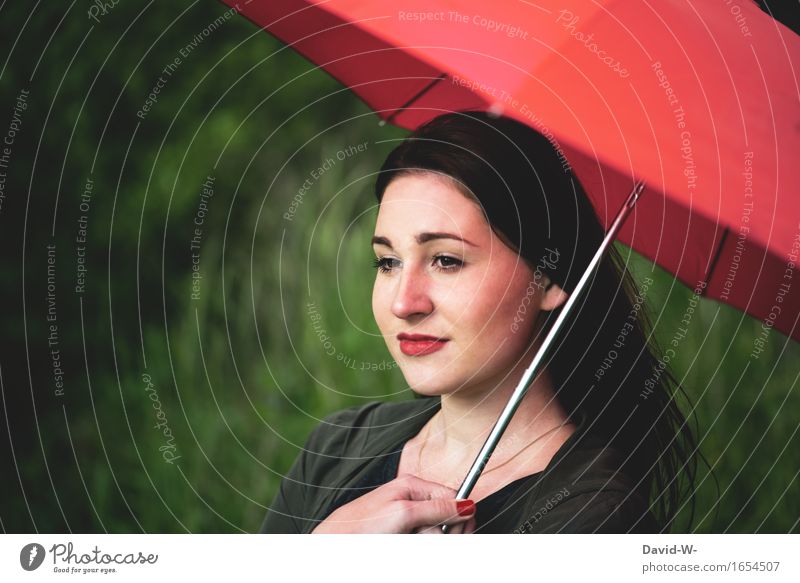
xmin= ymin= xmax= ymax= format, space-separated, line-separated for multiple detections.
xmin=223 ymin=0 xmax=800 ymax=342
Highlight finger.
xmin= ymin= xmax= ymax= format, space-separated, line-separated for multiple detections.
xmin=405 ymin=498 xmax=475 ymax=531
xmin=395 ymin=474 xmax=458 ymax=502
xmin=420 ymin=514 xmax=474 ymax=534
xmin=447 ymin=522 xmax=465 ymax=534
xmin=464 ymin=515 xmax=477 ymax=534
xmin=416 ymin=512 xmax=475 ymax=534
xmin=415 ymin=525 xmax=444 ymax=534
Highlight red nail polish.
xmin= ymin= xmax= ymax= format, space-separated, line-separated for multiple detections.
xmin=456 ymin=499 xmax=475 ymax=516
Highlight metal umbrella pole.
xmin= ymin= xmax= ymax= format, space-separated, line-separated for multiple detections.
xmin=441 ymin=180 xmax=646 ymax=533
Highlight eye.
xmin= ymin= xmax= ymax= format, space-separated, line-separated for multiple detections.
xmin=372 ymin=257 xmax=398 ymax=274
xmin=432 ymin=255 xmax=463 ymax=272
xmin=372 ymin=255 xmax=464 ymax=274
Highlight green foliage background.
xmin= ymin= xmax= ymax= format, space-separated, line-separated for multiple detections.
xmin=0 ymin=2 xmax=796 ymax=533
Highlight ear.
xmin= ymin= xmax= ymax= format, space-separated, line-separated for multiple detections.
xmin=539 ymin=278 xmax=569 ymax=312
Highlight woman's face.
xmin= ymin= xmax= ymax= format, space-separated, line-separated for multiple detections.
xmin=371 ymin=173 xmax=564 ymax=398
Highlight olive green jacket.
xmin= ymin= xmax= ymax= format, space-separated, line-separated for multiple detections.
xmin=259 ymin=396 xmax=658 ymax=533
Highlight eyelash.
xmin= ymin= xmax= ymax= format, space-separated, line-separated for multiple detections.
xmin=372 ymin=255 xmax=463 ymax=274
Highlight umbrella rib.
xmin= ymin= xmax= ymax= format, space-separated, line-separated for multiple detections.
xmin=385 ymin=72 xmax=448 ymax=125
xmin=700 ymin=228 xmax=730 ymax=297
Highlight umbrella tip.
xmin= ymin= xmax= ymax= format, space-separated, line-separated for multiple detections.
xmin=378 ymin=119 xmax=386 ymax=127
xmin=487 ymin=103 xmax=504 ymax=118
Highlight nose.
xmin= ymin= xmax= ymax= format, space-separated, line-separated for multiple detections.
xmin=391 ymin=263 xmax=434 ymax=319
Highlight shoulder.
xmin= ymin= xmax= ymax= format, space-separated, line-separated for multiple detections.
xmin=515 ymin=430 xmax=660 ymax=533
xmin=304 ymin=397 xmax=435 ymax=458
xmin=292 ymin=398 xmax=435 ymax=497
xmin=550 ymin=430 xmax=633 ymax=492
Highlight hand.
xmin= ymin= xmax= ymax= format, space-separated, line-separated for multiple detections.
xmin=311 ymin=473 xmax=477 ymax=534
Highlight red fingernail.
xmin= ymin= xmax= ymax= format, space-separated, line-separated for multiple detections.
xmin=456 ymin=499 xmax=475 ymax=516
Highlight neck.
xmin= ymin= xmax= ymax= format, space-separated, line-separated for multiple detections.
xmin=429 ymin=346 xmax=572 ymax=463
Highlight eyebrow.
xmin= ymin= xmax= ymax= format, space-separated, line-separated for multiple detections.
xmin=371 ymin=232 xmax=477 ymax=249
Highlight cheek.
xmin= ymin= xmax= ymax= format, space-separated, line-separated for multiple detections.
xmin=371 ymin=279 xmax=389 ymax=327
xmin=371 ymin=283 xmax=380 ymax=322
xmin=473 ymin=268 xmax=538 ymax=339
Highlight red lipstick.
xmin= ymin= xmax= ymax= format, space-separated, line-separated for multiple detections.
xmin=397 ymin=333 xmax=449 ymax=356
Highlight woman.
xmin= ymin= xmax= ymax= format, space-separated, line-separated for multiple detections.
xmin=260 ymin=111 xmax=699 ymax=534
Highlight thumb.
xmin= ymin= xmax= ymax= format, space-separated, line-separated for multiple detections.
xmin=406 ymin=498 xmax=476 ymax=530
xmin=395 ymin=473 xmax=458 ymax=501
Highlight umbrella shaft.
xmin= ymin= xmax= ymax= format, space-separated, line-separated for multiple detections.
xmin=441 ymin=180 xmax=645 ymax=533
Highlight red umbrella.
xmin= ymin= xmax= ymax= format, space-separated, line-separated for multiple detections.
xmin=221 ymin=0 xmax=800 ymax=342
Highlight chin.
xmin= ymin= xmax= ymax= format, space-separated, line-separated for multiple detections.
xmin=409 ymin=384 xmax=449 ymax=398
xmin=407 ymin=366 xmax=506 ymax=400
xmin=403 ymin=371 xmax=456 ymax=397
xmin=405 ymin=371 xmax=478 ymax=398
xmin=395 ymin=354 xmax=487 ymax=397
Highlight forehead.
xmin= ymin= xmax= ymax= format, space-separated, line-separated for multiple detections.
xmin=376 ymin=174 xmax=489 ymax=234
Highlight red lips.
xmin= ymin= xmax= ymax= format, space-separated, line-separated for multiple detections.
xmin=397 ymin=333 xmax=449 ymax=356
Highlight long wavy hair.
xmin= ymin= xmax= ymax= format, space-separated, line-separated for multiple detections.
xmin=373 ymin=110 xmax=703 ymax=531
